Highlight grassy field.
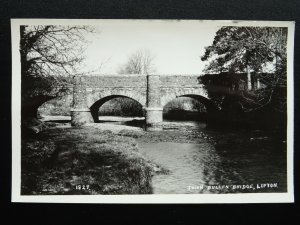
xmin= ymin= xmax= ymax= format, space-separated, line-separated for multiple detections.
xmin=21 ymin=125 xmax=156 ymax=195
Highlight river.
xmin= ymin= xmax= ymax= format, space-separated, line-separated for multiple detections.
xmin=41 ymin=115 xmax=287 ymax=194
xmin=137 ymin=120 xmax=287 ymax=194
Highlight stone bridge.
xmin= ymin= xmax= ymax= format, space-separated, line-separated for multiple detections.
xmin=71 ymin=74 xmax=218 ymax=128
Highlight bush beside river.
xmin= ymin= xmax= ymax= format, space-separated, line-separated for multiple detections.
xmin=21 ymin=124 xmax=155 ymax=195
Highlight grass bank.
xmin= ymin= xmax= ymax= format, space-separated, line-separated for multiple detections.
xmin=21 ymin=125 xmax=155 ymax=195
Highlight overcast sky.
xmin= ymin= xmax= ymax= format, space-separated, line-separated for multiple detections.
xmin=81 ymin=20 xmax=220 ymax=75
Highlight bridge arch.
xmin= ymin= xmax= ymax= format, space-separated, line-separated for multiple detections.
xmin=86 ymin=89 xmax=146 ymax=109
xmin=38 ymin=94 xmax=72 ymax=118
xmin=161 ymin=89 xmax=218 ymax=113
xmin=88 ymin=93 xmax=145 ymax=122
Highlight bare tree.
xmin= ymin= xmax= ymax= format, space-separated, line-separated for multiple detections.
xmin=118 ymin=49 xmax=156 ymax=74
xmin=20 ymin=25 xmax=94 ymax=119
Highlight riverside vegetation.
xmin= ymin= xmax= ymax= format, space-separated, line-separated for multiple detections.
xmin=21 ymin=120 xmax=162 ymax=195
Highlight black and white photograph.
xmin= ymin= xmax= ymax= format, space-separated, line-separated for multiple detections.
xmin=11 ymin=19 xmax=294 ymax=203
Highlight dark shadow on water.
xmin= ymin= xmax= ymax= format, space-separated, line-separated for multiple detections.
xmin=123 ymin=119 xmax=145 ymax=127
xmin=97 ymin=119 xmax=145 ymax=128
xmin=163 ymin=110 xmax=208 ymax=122
xmin=45 ymin=120 xmax=71 ymax=123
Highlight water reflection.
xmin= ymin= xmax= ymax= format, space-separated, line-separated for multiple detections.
xmin=138 ymin=142 xmax=217 ymax=193
xmin=137 ymin=121 xmax=287 ymax=194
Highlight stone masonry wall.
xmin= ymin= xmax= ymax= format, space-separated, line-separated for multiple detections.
xmin=159 ymin=75 xmax=201 ymax=87
xmin=84 ymin=74 xmax=207 ymax=108
xmin=84 ymin=74 xmax=201 ymax=89
xmin=85 ymin=75 xmax=147 ymax=88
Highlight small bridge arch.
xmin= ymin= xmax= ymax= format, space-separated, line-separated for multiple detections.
xmin=88 ymin=93 xmax=145 ymax=122
xmin=161 ymin=89 xmax=218 ymax=113
xmin=86 ymin=89 xmax=146 ymax=109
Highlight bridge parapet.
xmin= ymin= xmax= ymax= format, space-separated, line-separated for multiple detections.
xmin=159 ymin=74 xmax=202 ymax=87
xmin=84 ymin=74 xmax=147 ymax=88
xmin=82 ymin=74 xmax=202 ymax=88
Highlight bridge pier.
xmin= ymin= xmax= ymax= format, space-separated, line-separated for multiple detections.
xmin=145 ymin=107 xmax=163 ymax=129
xmin=71 ymin=76 xmax=93 ymax=126
xmin=145 ymin=74 xmax=163 ymax=130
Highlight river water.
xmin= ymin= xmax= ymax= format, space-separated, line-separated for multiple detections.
xmin=137 ymin=120 xmax=287 ymax=194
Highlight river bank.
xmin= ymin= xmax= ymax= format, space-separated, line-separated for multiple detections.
xmin=21 ymin=123 xmax=160 ymax=195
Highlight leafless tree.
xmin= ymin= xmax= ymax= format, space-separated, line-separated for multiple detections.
xmin=20 ymin=25 xmax=95 ymax=118
xmin=118 ymin=49 xmax=156 ymax=75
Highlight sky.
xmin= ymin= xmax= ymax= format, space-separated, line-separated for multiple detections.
xmin=81 ymin=20 xmax=220 ymax=75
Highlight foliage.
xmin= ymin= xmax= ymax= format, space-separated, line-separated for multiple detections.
xmin=38 ymin=95 xmax=72 ymax=116
xmin=20 ymin=25 xmax=94 ymax=118
xmin=198 ymin=72 xmax=247 ymax=107
xmin=21 ymin=127 xmax=154 ymax=195
xmin=118 ymin=49 xmax=156 ymax=74
xmin=200 ymin=26 xmax=288 ymax=112
xmin=201 ymin=27 xmax=287 ymax=74
xmin=99 ymin=98 xmax=144 ymax=117
xmin=164 ymin=97 xmax=206 ymax=112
